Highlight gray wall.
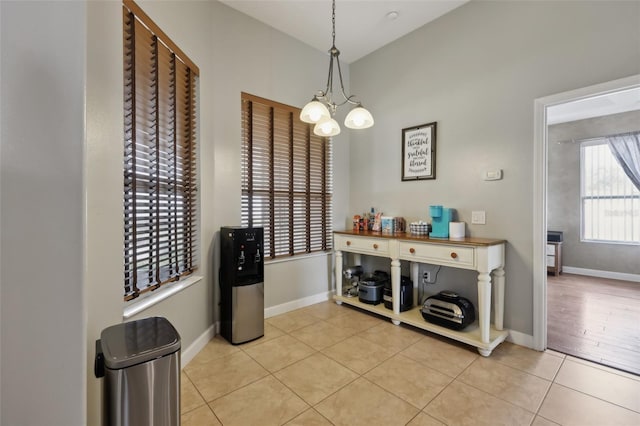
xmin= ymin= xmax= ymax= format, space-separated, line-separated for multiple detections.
xmin=348 ymin=0 xmax=640 ymax=335
xmin=1 ymin=2 xmax=86 ymax=424
xmin=548 ymin=111 xmax=640 ymax=274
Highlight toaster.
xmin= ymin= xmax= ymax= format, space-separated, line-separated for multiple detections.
xmin=421 ymin=291 xmax=475 ymax=330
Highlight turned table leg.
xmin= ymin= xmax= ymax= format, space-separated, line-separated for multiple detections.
xmin=391 ymin=258 xmax=401 ymax=323
xmin=477 ymin=271 xmax=492 ymax=348
xmin=335 ymin=250 xmax=343 ymax=304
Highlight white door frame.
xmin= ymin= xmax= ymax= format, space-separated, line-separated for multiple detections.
xmin=532 ymin=74 xmax=640 ymax=351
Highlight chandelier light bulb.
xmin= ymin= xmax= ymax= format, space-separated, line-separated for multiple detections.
xmin=310 ymin=110 xmax=322 ymax=122
xmin=300 ymin=100 xmax=330 ymax=124
xmin=314 ymin=117 xmax=341 ymax=137
xmin=344 ymin=106 xmax=374 ymax=129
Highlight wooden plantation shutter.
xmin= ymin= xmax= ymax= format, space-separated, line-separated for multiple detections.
xmin=241 ymin=93 xmax=333 ymax=259
xmin=123 ymin=0 xmax=199 ymax=301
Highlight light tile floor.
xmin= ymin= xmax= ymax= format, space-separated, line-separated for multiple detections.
xmin=181 ymin=300 xmax=640 ymax=426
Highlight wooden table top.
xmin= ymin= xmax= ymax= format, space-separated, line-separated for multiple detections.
xmin=334 ymin=229 xmax=506 ymax=247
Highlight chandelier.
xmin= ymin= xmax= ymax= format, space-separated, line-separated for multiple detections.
xmin=300 ymin=0 xmax=374 ymax=137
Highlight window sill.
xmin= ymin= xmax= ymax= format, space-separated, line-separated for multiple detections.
xmin=266 ymin=251 xmax=331 ymax=265
xmin=580 ymin=239 xmax=640 ymax=246
xmin=123 ymin=275 xmax=203 ymax=320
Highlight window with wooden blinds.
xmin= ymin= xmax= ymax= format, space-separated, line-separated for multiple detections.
xmin=241 ymin=93 xmax=333 ymax=259
xmin=123 ymin=0 xmax=199 ymax=301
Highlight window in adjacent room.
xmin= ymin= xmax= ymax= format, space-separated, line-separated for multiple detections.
xmin=123 ymin=0 xmax=199 ymax=301
xmin=241 ymin=93 xmax=333 ymax=259
xmin=581 ymin=139 xmax=640 ymax=244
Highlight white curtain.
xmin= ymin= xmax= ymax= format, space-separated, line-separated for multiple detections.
xmin=607 ymin=131 xmax=640 ymax=191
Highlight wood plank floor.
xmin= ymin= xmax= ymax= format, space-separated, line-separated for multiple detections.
xmin=547 ymin=273 xmax=640 ymax=376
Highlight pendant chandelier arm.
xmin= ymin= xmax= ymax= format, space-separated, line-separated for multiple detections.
xmin=319 ymin=48 xmax=360 ymax=110
xmin=323 ymin=49 xmax=334 ymax=104
xmin=334 ymin=53 xmax=360 ymax=106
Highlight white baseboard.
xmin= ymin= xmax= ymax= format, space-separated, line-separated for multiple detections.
xmin=563 ymin=266 xmax=640 ymax=283
xmin=264 ymin=290 xmax=335 ymax=318
xmin=181 ymin=323 xmax=217 ymax=369
xmin=506 ymin=329 xmax=534 ymax=349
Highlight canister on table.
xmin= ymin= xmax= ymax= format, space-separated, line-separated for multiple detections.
xmin=353 ymin=215 xmax=361 ymax=231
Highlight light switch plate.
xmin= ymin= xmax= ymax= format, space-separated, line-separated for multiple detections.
xmin=471 ymin=210 xmax=486 ymax=225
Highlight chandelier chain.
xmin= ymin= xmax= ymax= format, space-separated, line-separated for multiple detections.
xmin=331 ymin=0 xmax=336 ymax=46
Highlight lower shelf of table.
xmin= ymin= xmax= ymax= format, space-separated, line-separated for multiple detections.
xmin=334 ymin=294 xmax=509 ymax=356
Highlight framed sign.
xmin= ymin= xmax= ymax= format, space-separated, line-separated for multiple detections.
xmin=402 ymin=122 xmax=437 ymax=181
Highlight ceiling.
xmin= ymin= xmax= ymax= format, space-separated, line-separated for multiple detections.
xmin=219 ymin=0 xmax=469 ymax=63
xmin=219 ymin=1 xmax=639 ymax=123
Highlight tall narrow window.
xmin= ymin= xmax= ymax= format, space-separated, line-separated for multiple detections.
xmin=241 ymin=93 xmax=333 ymax=259
xmin=581 ymin=139 xmax=640 ymax=244
xmin=123 ymin=0 xmax=199 ymax=300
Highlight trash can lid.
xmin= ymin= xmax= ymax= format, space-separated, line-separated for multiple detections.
xmin=100 ymin=317 xmax=181 ymax=370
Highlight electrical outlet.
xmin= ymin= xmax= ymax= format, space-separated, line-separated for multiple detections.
xmin=471 ymin=210 xmax=486 ymax=225
xmin=422 ymin=267 xmax=440 ymax=284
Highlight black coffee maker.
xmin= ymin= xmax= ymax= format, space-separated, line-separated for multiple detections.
xmin=383 ymin=275 xmax=413 ymax=312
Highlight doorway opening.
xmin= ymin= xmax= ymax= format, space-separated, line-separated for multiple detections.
xmin=532 ymin=75 xmax=640 ymax=374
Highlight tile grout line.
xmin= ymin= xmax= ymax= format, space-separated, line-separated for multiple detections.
xmin=416 ymin=359 xmax=458 ymax=417
xmin=295 ymin=306 xmax=524 ymax=424
xmin=553 ymin=349 xmax=640 ymax=414
xmin=206 ymin=372 xmax=271 ymax=407
xmin=179 ymin=372 xmax=205 ymax=417
xmin=449 ymin=375 xmax=538 ymax=421
xmin=267 ymin=371 xmax=311 ymax=425
xmin=185 ymin=349 xmax=273 ymax=412
xmin=459 ymin=355 xmax=554 ymax=416
xmin=489 ymin=350 xmax=566 ymax=382
xmin=181 ymin=371 xmax=226 ymax=425
xmin=552 ymin=382 xmax=640 ymax=415
xmin=262 ymin=312 xmax=367 ymax=425
xmin=563 ymin=354 xmax=640 ymax=382
xmin=270 ymin=359 xmax=358 ymax=423
xmin=265 ymin=310 xmax=433 ymax=423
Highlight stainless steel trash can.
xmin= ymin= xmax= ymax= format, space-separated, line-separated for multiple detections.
xmin=97 ymin=317 xmax=181 ymax=426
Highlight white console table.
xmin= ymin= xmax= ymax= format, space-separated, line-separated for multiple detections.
xmin=333 ymin=230 xmax=508 ymax=356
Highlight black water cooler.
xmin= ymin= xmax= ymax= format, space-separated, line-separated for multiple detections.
xmin=220 ymin=227 xmax=264 ymax=344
